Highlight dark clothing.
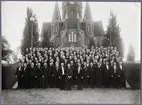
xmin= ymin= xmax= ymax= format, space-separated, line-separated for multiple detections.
xmin=96 ymin=66 xmax=103 ymax=87
xmin=15 ymin=67 xmax=24 ymax=88
xmin=103 ymin=65 xmax=111 ymax=87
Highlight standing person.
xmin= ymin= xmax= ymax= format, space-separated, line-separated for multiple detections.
xmin=66 ymin=63 xmax=73 ymax=90
xmin=15 ymin=63 xmax=24 ymax=89
xmin=70 ymin=60 xmax=74 ymax=85
xmin=93 ymin=61 xmax=97 ymax=87
xmin=96 ymin=62 xmax=103 ymax=87
xmin=23 ymin=63 xmax=28 ymax=89
xmin=77 ymin=63 xmax=83 ymax=90
xmin=36 ymin=63 xmax=42 ymax=88
xmin=104 ymin=61 xmax=111 ymax=87
xmin=50 ymin=62 xmax=56 ymax=88
xmin=30 ymin=63 xmax=36 ymax=88
xmin=55 ymin=62 xmax=61 ymax=88
xmin=111 ymin=62 xmax=120 ymax=88
xmin=90 ymin=62 xmax=95 ymax=88
xmin=60 ymin=62 xmax=66 ymax=90
xmin=83 ymin=62 xmax=88 ymax=88
xmin=83 ymin=62 xmax=90 ymax=88
xmin=118 ymin=62 xmax=125 ymax=88
xmin=42 ymin=62 xmax=48 ymax=88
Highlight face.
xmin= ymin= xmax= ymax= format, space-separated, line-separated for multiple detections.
xmin=44 ymin=63 xmax=47 ymax=67
xmin=67 ymin=64 xmax=70 ymax=68
xmin=31 ymin=63 xmax=34 ymax=68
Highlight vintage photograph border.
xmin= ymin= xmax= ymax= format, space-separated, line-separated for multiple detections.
xmin=0 ymin=0 xmax=141 ymax=105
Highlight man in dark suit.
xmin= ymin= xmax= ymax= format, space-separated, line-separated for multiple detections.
xmin=118 ymin=61 xmax=125 ymax=87
xmin=77 ymin=63 xmax=83 ymax=90
xmin=15 ymin=63 xmax=24 ymax=89
xmin=42 ymin=62 xmax=48 ymax=88
xmin=103 ymin=61 xmax=111 ymax=87
xmin=66 ymin=63 xmax=73 ymax=90
xmin=36 ymin=63 xmax=42 ymax=88
xmin=50 ymin=61 xmax=56 ymax=88
xmin=55 ymin=62 xmax=61 ymax=88
xmin=30 ymin=63 xmax=37 ymax=88
xmin=90 ymin=62 xmax=95 ymax=88
xmin=96 ymin=62 xmax=103 ymax=87
xmin=83 ymin=62 xmax=89 ymax=88
xmin=60 ymin=62 xmax=66 ymax=90
xmin=111 ymin=62 xmax=120 ymax=88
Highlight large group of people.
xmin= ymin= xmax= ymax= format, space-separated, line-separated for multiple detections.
xmin=15 ymin=46 xmax=125 ymax=90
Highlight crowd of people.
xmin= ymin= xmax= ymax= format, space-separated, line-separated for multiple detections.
xmin=15 ymin=46 xmax=125 ymax=90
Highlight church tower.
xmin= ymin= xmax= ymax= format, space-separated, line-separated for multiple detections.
xmin=62 ymin=1 xmax=82 ymax=29
xmin=51 ymin=2 xmax=61 ymax=41
xmin=83 ymin=2 xmax=94 ymax=39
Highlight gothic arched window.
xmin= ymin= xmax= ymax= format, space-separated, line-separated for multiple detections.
xmin=71 ymin=32 xmax=74 ymax=42
xmin=69 ymin=34 xmax=71 ymax=42
xmin=74 ymin=34 xmax=76 ymax=42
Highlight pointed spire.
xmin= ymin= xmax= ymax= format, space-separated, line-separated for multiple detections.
xmin=52 ymin=2 xmax=61 ymax=21
xmin=83 ymin=2 xmax=93 ymax=21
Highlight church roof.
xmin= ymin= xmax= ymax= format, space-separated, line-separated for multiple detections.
xmin=94 ymin=20 xmax=105 ymax=36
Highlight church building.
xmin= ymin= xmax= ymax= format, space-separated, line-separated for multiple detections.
xmin=41 ymin=2 xmax=105 ymax=48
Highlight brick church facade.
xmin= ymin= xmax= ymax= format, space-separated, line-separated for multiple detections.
xmin=41 ymin=2 xmax=105 ymax=48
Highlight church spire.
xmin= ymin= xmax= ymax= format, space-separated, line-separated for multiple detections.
xmin=52 ymin=2 xmax=61 ymax=21
xmin=83 ymin=2 xmax=93 ymax=21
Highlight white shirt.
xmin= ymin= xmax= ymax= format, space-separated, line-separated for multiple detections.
xmin=106 ymin=65 xmax=109 ymax=70
xmin=114 ymin=66 xmax=116 ymax=73
xmin=120 ymin=65 xmax=122 ymax=70
xmin=78 ymin=67 xmax=80 ymax=74
xmin=62 ymin=66 xmax=65 ymax=75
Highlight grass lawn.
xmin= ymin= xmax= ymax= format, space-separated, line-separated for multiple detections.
xmin=2 ymin=88 xmax=140 ymax=104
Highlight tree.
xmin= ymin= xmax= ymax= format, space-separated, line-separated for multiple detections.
xmin=2 ymin=36 xmax=12 ymax=64
xmin=106 ymin=11 xmax=124 ymax=57
xmin=21 ymin=7 xmax=39 ymax=55
xmin=127 ymin=44 xmax=135 ymax=62
xmin=40 ymin=31 xmax=52 ymax=48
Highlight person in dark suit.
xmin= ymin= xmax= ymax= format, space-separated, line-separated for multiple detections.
xmin=118 ymin=62 xmax=125 ymax=87
xmin=103 ymin=61 xmax=111 ymax=87
xmin=36 ymin=63 xmax=42 ymax=88
xmin=23 ymin=63 xmax=29 ymax=89
xmin=90 ymin=62 xmax=95 ymax=88
xmin=93 ymin=61 xmax=97 ymax=87
xmin=15 ymin=63 xmax=24 ymax=89
xmin=66 ymin=63 xmax=73 ymax=90
xmin=60 ymin=62 xmax=66 ymax=90
xmin=70 ymin=60 xmax=74 ymax=85
xmin=42 ymin=62 xmax=48 ymax=88
xmin=50 ymin=62 xmax=56 ymax=88
xmin=77 ymin=63 xmax=83 ymax=90
xmin=96 ymin=62 xmax=103 ymax=87
xmin=55 ymin=62 xmax=61 ymax=88
xmin=83 ymin=62 xmax=89 ymax=88
xmin=111 ymin=62 xmax=120 ymax=88
xmin=30 ymin=63 xmax=36 ymax=88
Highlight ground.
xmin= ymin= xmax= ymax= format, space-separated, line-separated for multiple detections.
xmin=2 ymin=88 xmax=140 ymax=104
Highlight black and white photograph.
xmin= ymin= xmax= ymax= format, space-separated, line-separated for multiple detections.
xmin=1 ymin=1 xmax=141 ymax=104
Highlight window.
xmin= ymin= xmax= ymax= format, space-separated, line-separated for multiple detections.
xmin=74 ymin=34 xmax=76 ymax=42
xmin=55 ymin=25 xmax=58 ymax=33
xmin=71 ymin=32 xmax=74 ymax=42
xmin=69 ymin=34 xmax=71 ymax=42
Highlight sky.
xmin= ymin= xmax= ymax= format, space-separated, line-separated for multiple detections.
xmin=1 ymin=1 xmax=141 ymax=61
